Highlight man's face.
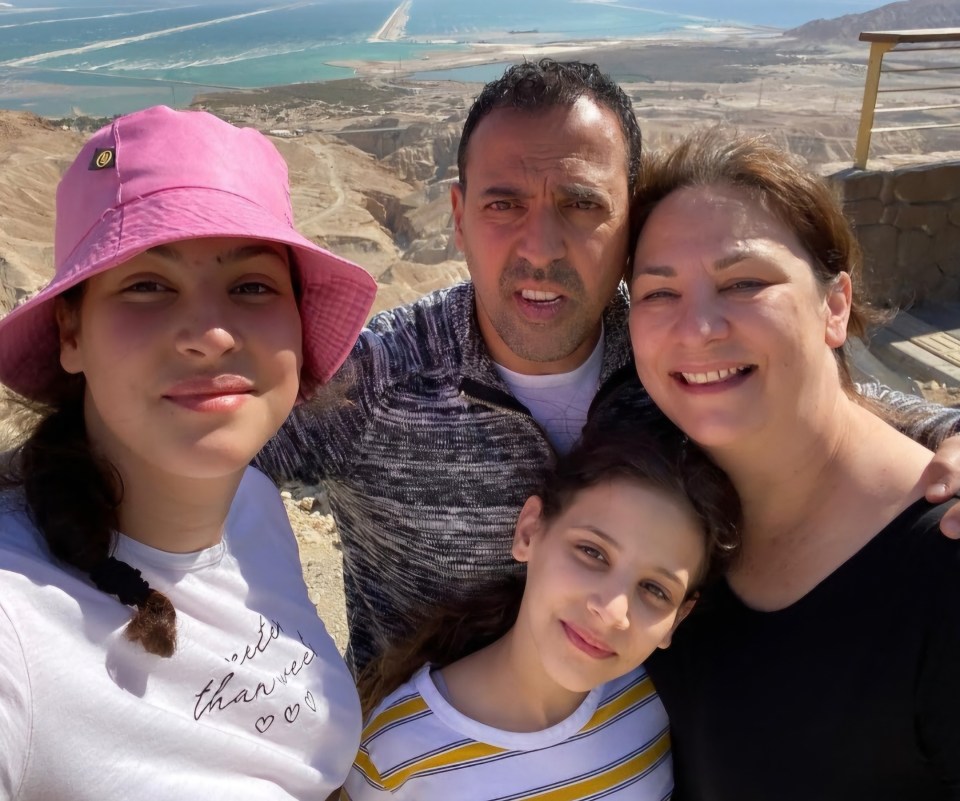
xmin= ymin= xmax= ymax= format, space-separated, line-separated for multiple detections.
xmin=451 ymin=98 xmax=631 ymax=375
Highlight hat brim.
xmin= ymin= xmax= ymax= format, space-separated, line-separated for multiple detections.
xmin=0 ymin=187 xmax=376 ymax=401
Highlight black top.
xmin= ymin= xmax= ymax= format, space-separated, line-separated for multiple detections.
xmin=648 ymin=498 xmax=960 ymax=801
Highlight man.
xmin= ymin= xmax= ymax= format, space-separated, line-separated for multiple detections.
xmin=258 ymin=61 xmax=640 ymax=671
xmin=258 ymin=59 xmax=960 ymax=673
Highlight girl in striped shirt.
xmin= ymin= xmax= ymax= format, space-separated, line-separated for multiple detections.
xmin=342 ymin=417 xmax=740 ymax=801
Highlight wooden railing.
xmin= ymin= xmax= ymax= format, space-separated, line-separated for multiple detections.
xmin=854 ymin=28 xmax=960 ymax=169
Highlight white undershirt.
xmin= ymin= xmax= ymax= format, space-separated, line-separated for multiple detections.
xmin=494 ymin=331 xmax=605 ymax=455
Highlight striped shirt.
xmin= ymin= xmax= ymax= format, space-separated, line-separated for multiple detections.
xmin=341 ymin=664 xmax=673 ymax=801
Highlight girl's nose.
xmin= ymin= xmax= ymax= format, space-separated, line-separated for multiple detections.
xmin=174 ymin=294 xmax=240 ymax=360
xmin=588 ymin=587 xmax=630 ymax=631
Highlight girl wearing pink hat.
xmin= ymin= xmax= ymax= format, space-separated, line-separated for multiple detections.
xmin=0 ymin=106 xmax=376 ymax=800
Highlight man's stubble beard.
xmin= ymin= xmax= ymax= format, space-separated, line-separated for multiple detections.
xmin=477 ymin=258 xmax=601 ymax=366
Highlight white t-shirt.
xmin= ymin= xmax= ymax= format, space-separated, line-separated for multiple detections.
xmin=342 ymin=663 xmax=672 ymax=800
xmin=494 ymin=333 xmax=605 ymax=455
xmin=0 ymin=466 xmax=361 ymax=801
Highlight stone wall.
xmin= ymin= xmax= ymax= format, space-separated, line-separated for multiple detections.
xmin=831 ymin=161 xmax=960 ymax=308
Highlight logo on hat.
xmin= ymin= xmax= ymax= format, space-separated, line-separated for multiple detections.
xmin=89 ymin=148 xmax=115 ymax=170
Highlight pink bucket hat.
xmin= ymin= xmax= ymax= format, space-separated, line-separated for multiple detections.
xmin=0 ymin=105 xmax=377 ymax=401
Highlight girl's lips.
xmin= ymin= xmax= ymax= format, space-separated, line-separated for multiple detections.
xmin=164 ymin=393 xmax=251 ymax=413
xmin=165 ymin=374 xmax=254 ymax=395
xmin=163 ymin=375 xmax=254 ymax=412
xmin=562 ymin=621 xmax=616 ymax=659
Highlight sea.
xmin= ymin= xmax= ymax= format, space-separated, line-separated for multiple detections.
xmin=0 ymin=0 xmax=887 ymax=117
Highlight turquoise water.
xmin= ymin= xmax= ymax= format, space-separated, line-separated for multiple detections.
xmin=0 ymin=0 xmax=886 ymax=117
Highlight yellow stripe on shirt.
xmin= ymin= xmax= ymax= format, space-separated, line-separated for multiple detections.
xmin=362 ymin=694 xmax=430 ymax=741
xmin=352 ymin=746 xmax=387 ymax=789
xmin=497 ymin=729 xmax=671 ymax=801
xmin=581 ymin=674 xmax=656 ymax=733
xmin=379 ymin=740 xmax=509 ymax=791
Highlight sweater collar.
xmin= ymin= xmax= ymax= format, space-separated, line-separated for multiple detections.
xmin=450 ymin=280 xmax=632 ymax=391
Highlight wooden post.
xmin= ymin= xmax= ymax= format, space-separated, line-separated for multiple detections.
xmin=854 ymin=41 xmax=894 ymax=169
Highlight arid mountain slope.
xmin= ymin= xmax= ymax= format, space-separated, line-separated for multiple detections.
xmin=787 ymin=0 xmax=960 ymax=42
xmin=0 ymin=114 xmax=83 ymax=309
xmin=0 ymin=107 xmax=467 ymax=319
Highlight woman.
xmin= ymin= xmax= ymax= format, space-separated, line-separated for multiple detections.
xmin=626 ymin=129 xmax=960 ymax=799
xmin=0 ymin=106 xmax=377 ymax=799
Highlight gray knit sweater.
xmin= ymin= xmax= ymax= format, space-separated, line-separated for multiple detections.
xmin=256 ymin=281 xmax=960 ymax=672
xmin=256 ymin=282 xmax=632 ymax=671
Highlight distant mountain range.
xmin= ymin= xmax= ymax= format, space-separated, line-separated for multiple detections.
xmin=787 ymin=0 xmax=960 ymax=41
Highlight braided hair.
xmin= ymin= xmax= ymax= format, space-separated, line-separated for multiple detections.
xmin=3 ymin=287 xmax=177 ymax=657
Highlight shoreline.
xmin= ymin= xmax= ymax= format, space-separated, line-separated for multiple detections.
xmin=1 ymin=24 xmax=792 ymax=118
xmin=368 ymin=0 xmax=412 ymax=43
xmin=336 ymin=24 xmax=777 ymax=80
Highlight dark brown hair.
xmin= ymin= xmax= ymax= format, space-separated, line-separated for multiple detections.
xmin=458 ymin=59 xmax=642 ymax=190
xmin=357 ymin=416 xmax=740 ymax=718
xmin=288 ymin=254 xmax=327 ymax=402
xmin=631 ymin=127 xmax=885 ymax=389
xmin=2 ymin=285 xmax=177 ymax=656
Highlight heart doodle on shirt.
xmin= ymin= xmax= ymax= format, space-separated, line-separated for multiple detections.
xmin=255 ymin=715 xmax=275 ymax=733
xmin=304 ymin=691 xmax=317 ymax=712
xmin=284 ymin=704 xmax=300 ymax=723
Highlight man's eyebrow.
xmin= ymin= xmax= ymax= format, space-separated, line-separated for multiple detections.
xmin=479 ymin=185 xmax=525 ymax=199
xmin=561 ymin=184 xmax=607 ymax=202
xmin=476 ymin=184 xmax=609 ymax=202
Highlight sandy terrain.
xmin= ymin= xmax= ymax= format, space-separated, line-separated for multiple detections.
xmin=282 ymin=495 xmax=350 ymax=652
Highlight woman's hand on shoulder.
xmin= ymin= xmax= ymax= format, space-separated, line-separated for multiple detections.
xmin=922 ymin=433 xmax=960 ymax=538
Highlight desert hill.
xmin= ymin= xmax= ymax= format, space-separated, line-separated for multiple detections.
xmin=786 ymin=0 xmax=960 ymax=42
xmin=0 ymin=113 xmax=83 ymax=311
xmin=0 ymin=94 xmax=468 ymax=320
